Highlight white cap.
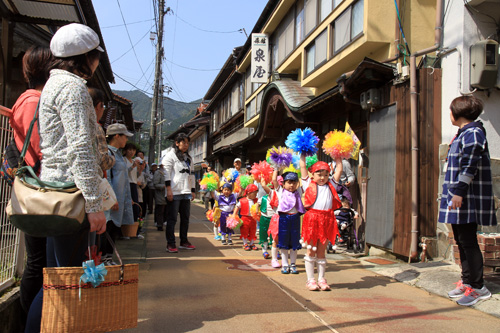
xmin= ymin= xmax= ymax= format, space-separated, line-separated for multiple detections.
xmin=234 ymin=158 xmax=241 ymax=163
xmin=50 ymin=23 xmax=104 ymax=57
xmin=106 ymin=123 xmax=133 ymax=137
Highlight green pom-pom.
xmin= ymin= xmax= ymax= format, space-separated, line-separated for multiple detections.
xmin=239 ymin=175 xmax=253 ymax=190
xmin=306 ymin=155 xmax=318 ymax=169
xmin=206 ymin=179 xmax=218 ymax=191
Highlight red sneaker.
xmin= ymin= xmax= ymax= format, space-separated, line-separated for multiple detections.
xmin=166 ymin=244 xmax=178 ymax=253
xmin=179 ymin=242 xmax=195 ymax=250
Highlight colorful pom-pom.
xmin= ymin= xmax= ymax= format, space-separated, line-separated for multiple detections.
xmin=322 ymin=130 xmax=355 ymax=160
xmin=267 ymin=146 xmax=293 ymax=170
xmin=306 ymin=155 xmax=318 ymax=169
xmin=206 ymin=210 xmax=214 ymax=222
xmin=250 ymin=204 xmax=261 ymax=221
xmin=200 ymin=173 xmax=218 ymax=191
xmin=250 ymin=161 xmax=273 ymax=183
xmin=239 ymin=175 xmax=253 ymax=190
xmin=233 ymin=179 xmax=241 ymax=194
xmin=226 ymin=214 xmax=243 ymax=229
xmin=285 ymin=127 xmax=320 ymax=156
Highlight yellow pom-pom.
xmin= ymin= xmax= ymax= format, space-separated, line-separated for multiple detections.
xmin=322 ymin=130 xmax=355 ymax=160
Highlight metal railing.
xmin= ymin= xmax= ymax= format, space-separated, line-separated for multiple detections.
xmin=0 ymin=106 xmax=25 ymax=293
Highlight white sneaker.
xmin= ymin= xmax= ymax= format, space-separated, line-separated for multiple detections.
xmin=137 ymin=234 xmax=145 ymax=240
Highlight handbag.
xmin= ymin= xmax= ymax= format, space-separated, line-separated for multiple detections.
xmin=41 ymin=233 xmax=139 ymax=332
xmin=99 ymin=177 xmax=117 ymax=211
xmin=5 ymin=102 xmax=86 ymax=237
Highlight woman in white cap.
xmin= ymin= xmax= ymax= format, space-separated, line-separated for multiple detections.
xmin=25 ymin=23 xmax=107 ymax=332
xmin=101 ymin=123 xmax=135 ymax=262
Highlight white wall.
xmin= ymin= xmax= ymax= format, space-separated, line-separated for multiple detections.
xmin=441 ymin=0 xmax=500 ymax=158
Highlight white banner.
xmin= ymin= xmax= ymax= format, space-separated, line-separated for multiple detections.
xmin=251 ymin=33 xmax=269 ymax=83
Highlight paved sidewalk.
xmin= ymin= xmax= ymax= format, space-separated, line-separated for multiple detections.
xmin=115 ymin=201 xmax=500 ymax=332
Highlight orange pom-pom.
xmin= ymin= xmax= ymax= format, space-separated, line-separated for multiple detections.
xmin=322 ymin=130 xmax=355 ymax=160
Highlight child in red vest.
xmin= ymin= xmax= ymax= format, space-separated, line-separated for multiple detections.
xmin=233 ymin=184 xmax=259 ymax=250
xmin=299 ymin=155 xmax=343 ymax=291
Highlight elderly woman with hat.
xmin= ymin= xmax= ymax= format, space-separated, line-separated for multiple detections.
xmin=101 ymin=123 xmax=135 ymax=262
xmin=25 ymin=23 xmax=107 ymax=332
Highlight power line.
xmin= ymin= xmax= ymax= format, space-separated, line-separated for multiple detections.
xmin=101 ymin=18 xmax=154 ymax=29
xmin=116 ymin=0 xmax=147 ymax=79
xmin=164 ymin=58 xmax=221 ymax=72
xmin=110 ymin=23 xmax=154 ymax=64
xmin=175 ymin=13 xmax=245 ymax=34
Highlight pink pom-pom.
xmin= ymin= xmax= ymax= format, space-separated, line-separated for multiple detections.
xmin=226 ymin=214 xmax=242 ymax=229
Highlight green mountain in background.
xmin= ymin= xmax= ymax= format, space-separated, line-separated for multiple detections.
xmin=113 ymin=89 xmax=200 ymax=138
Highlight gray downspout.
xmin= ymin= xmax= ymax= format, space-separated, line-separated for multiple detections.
xmin=408 ymin=0 xmax=444 ymax=260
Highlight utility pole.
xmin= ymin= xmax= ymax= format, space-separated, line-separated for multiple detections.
xmin=157 ymin=77 xmax=164 ymax=163
xmin=148 ymin=0 xmax=166 ymax=166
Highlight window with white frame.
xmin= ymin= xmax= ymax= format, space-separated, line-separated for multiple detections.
xmin=277 ymin=9 xmax=295 ymax=64
xmin=333 ymin=0 xmax=363 ymax=53
xmin=238 ymin=79 xmax=244 ymax=110
xmin=306 ymin=28 xmax=328 ymax=75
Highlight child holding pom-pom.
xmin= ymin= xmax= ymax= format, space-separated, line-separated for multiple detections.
xmin=233 ymin=184 xmax=260 ymax=250
xmin=299 ymin=154 xmax=343 ymax=291
xmin=211 ymin=182 xmax=239 ymax=245
xmin=257 ymin=178 xmax=281 ymax=266
xmin=272 ymin=168 xmax=305 ymax=274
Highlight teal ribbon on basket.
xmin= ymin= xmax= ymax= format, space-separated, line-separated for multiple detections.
xmin=79 ymin=259 xmax=108 ymax=300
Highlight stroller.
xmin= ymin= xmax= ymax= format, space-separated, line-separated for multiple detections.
xmin=327 ymin=184 xmax=360 ymax=253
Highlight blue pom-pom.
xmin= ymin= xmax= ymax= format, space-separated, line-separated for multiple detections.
xmin=231 ymin=169 xmax=240 ymax=182
xmin=285 ymin=128 xmax=319 ymax=157
xmin=292 ymin=153 xmax=300 ymax=169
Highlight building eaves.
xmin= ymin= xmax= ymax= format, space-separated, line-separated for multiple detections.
xmin=203 ymin=51 xmax=240 ymax=101
xmin=0 ymin=0 xmax=114 ymax=84
xmin=234 ymin=0 xmax=280 ymax=66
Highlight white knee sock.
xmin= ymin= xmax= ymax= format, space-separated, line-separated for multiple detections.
xmin=213 ymin=225 xmax=218 ymax=236
xmin=242 ymin=238 xmax=248 ymax=245
xmin=262 ymin=242 xmax=268 ymax=253
xmin=281 ymin=249 xmax=289 ymax=267
xmin=304 ymin=255 xmax=316 ymax=281
xmin=271 ymin=247 xmax=278 ymax=260
xmin=227 ymin=234 xmax=232 ymax=241
xmin=317 ymin=258 xmax=327 ymax=280
xmin=290 ymin=250 xmax=297 ymax=266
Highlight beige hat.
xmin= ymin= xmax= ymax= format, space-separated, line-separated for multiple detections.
xmin=106 ymin=123 xmax=133 ymax=137
xmin=50 ymin=23 xmax=104 ymax=57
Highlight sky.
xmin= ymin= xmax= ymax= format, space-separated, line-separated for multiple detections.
xmin=93 ymin=0 xmax=269 ymax=104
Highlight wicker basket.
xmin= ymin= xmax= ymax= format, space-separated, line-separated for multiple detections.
xmin=41 ymin=264 xmax=139 ymax=332
xmin=121 ymin=221 xmax=139 ymax=237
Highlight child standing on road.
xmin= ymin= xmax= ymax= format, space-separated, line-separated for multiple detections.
xmin=212 ymin=182 xmax=238 ymax=245
xmin=272 ymin=169 xmax=305 ymax=274
xmin=299 ymin=155 xmax=342 ymax=291
xmin=439 ymin=95 xmax=496 ymax=306
xmin=233 ymin=184 xmax=259 ymax=250
xmin=257 ymin=178 xmax=282 ymax=268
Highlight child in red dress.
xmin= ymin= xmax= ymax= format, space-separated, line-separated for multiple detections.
xmin=299 ymin=155 xmax=342 ymax=291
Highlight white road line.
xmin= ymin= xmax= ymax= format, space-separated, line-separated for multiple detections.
xmin=267 ymin=277 xmax=339 ymax=333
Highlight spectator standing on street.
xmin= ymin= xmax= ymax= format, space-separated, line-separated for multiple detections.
xmin=147 ymin=163 xmax=158 ymax=214
xmin=25 ymin=23 xmax=107 ymax=332
xmin=10 ymin=45 xmax=53 ymax=325
xmin=153 ymin=164 xmax=167 ymax=231
xmin=439 ymin=95 xmax=497 ymax=306
xmin=123 ymin=142 xmax=140 ymax=224
xmin=162 ymin=133 xmax=196 ymax=253
xmin=88 ymin=87 xmax=115 ymax=175
xmin=102 ymin=124 xmax=135 ymax=261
